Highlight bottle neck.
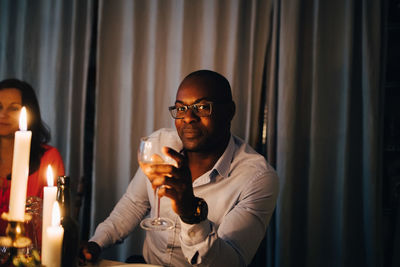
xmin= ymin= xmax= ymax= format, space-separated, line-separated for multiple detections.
xmin=57 ymin=184 xmax=71 ymax=218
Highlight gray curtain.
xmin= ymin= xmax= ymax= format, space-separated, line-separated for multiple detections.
xmin=1 ymin=0 xmax=385 ymax=266
xmin=0 ymin=0 xmax=93 ymax=192
xmin=260 ymin=0 xmax=383 ymax=266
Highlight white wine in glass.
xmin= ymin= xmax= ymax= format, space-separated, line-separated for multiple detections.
xmin=138 ymin=136 xmax=175 ymax=231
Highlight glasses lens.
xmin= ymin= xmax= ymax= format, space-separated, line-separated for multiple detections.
xmin=169 ymin=103 xmax=212 ymax=119
xmin=175 ymin=106 xmax=187 ymax=118
xmin=169 ymin=107 xmax=178 ymax=118
xmin=194 ymin=103 xmax=211 ymax=117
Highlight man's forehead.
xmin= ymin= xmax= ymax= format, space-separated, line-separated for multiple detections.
xmin=174 ymin=97 xmax=212 ymax=105
xmin=176 ymin=81 xmax=220 ymax=102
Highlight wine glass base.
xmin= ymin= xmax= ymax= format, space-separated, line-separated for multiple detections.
xmin=140 ymin=217 xmax=174 ymax=231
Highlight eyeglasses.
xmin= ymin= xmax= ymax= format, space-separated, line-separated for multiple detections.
xmin=168 ymin=102 xmax=213 ymax=119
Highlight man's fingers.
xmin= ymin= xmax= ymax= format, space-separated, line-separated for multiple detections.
xmin=79 ymin=241 xmax=101 ymax=265
xmin=153 ymin=176 xmax=175 ymax=187
xmin=162 ymin=146 xmax=184 ymax=167
xmin=142 ymin=162 xmax=174 ymax=174
xmin=84 ymin=250 xmax=93 ymax=260
xmin=79 ymin=247 xmax=91 ymax=265
xmin=158 ymin=184 xmax=178 ymax=199
xmin=141 ymin=163 xmax=176 ymax=183
xmin=153 ymin=176 xmax=188 ymax=194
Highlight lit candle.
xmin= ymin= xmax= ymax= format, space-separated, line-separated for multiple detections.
xmin=8 ymin=107 xmax=32 ymax=221
xmin=42 ymin=202 xmax=64 ymax=267
xmin=41 ymin=165 xmax=57 ymax=260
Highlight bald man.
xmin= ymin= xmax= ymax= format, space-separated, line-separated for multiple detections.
xmin=80 ymin=70 xmax=278 ymax=266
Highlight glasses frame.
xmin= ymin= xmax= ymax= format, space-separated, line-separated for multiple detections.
xmin=168 ymin=101 xmax=214 ymax=119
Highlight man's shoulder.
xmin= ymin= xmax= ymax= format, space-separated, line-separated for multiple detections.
xmin=231 ymin=135 xmax=264 ymax=161
xmin=227 ymin=135 xmax=278 ymax=195
xmin=231 ymin=135 xmax=275 ymax=175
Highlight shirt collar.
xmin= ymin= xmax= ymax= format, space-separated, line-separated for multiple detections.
xmin=192 ymin=135 xmax=235 ymax=187
xmin=212 ymin=134 xmax=235 ymax=179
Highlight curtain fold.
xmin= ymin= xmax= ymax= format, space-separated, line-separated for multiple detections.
xmin=260 ymin=0 xmax=383 ymax=266
xmin=92 ymin=0 xmax=272 ymax=261
xmin=0 ymin=0 xmax=93 ymax=197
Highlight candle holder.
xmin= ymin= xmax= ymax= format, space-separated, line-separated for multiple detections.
xmin=0 ymin=212 xmax=36 ymax=266
xmin=0 ymin=212 xmax=32 ymax=248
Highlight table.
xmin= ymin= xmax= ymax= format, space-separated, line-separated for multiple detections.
xmin=84 ymin=259 xmax=125 ymax=266
xmin=84 ymin=259 xmax=161 ymax=266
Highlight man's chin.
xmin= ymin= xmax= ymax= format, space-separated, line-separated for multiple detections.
xmin=182 ymin=139 xmax=217 ymax=153
xmin=182 ymin=141 xmax=200 ymax=152
xmin=181 ymin=137 xmax=205 ymax=152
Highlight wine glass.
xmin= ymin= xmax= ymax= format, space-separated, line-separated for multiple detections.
xmin=138 ymin=136 xmax=175 ymax=231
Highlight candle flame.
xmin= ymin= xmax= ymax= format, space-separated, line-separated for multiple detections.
xmin=46 ymin=165 xmax=54 ymax=187
xmin=19 ymin=107 xmax=27 ymax=131
xmin=51 ymin=202 xmax=61 ymax=227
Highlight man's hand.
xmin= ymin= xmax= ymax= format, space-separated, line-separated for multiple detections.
xmin=144 ymin=147 xmax=197 ymax=218
xmin=78 ymin=241 xmax=101 ymax=265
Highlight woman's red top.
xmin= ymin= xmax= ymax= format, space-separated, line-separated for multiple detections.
xmin=0 ymin=145 xmax=65 ymax=244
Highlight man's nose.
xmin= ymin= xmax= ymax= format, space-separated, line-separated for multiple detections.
xmin=183 ymin=107 xmax=199 ymax=123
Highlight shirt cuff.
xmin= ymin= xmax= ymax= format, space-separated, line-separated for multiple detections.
xmin=180 ymin=219 xmax=211 ymax=246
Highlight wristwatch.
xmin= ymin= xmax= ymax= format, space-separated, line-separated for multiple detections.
xmin=180 ymin=197 xmax=208 ymax=224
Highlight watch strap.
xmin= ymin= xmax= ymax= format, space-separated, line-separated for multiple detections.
xmin=180 ymin=197 xmax=208 ymax=224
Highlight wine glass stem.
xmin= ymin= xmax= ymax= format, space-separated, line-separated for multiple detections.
xmin=154 ymin=187 xmax=161 ymax=219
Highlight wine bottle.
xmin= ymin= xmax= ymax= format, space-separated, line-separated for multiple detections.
xmin=56 ymin=176 xmax=80 ymax=267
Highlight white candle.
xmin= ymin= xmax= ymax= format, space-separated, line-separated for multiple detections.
xmin=42 ymin=202 xmax=64 ymax=267
xmin=8 ymin=107 xmax=32 ymax=221
xmin=41 ymin=165 xmax=57 ymax=261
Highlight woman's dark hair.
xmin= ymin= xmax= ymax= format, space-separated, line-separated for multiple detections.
xmin=0 ymin=78 xmax=51 ymax=174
